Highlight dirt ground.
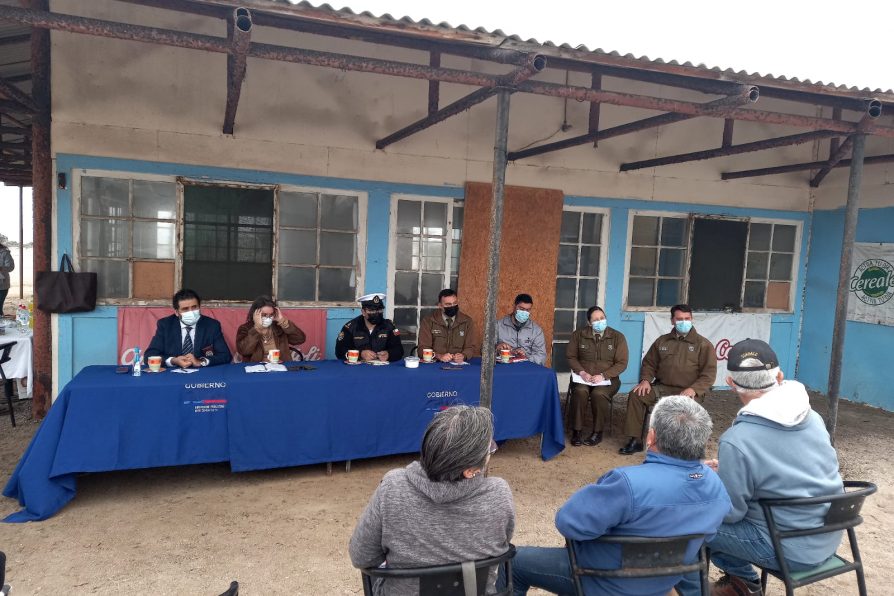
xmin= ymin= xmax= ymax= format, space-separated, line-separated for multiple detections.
xmin=0 ymin=390 xmax=889 ymax=595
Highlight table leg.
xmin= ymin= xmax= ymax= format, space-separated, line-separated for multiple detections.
xmin=326 ymin=462 xmax=332 ymax=476
xmin=345 ymin=460 xmax=351 ymax=473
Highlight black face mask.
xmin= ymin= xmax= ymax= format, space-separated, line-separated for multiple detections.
xmin=443 ymin=305 xmax=459 ymax=317
xmin=367 ymin=312 xmax=383 ymax=325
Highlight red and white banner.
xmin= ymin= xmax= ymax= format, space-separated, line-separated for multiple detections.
xmin=117 ymin=307 xmax=327 ymax=365
xmin=643 ymin=312 xmax=771 ymax=388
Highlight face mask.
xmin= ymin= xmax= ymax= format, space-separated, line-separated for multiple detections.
xmin=443 ymin=305 xmax=459 ymax=317
xmin=591 ymin=319 xmax=607 ymax=333
xmin=261 ymin=317 xmax=274 ymax=328
xmin=367 ymin=312 xmax=383 ymax=325
xmin=514 ymin=309 xmax=530 ymax=324
xmin=675 ymin=320 xmax=693 ymax=334
xmin=181 ymin=309 xmax=201 ymax=326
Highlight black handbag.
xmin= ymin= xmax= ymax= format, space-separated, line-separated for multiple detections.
xmin=35 ymin=254 xmax=98 ymax=313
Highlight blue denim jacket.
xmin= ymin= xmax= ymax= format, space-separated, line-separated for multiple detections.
xmin=556 ymin=451 xmax=731 ymax=596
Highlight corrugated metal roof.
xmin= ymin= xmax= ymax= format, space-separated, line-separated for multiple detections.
xmin=253 ymin=0 xmax=894 ymax=97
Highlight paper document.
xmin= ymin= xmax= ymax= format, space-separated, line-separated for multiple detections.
xmin=244 ymin=364 xmax=268 ymax=373
xmin=245 ymin=363 xmax=288 ymax=373
xmin=170 ymin=368 xmax=200 ymax=374
xmin=571 ymin=372 xmax=611 ymax=387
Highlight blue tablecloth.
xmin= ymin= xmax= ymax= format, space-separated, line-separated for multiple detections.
xmin=3 ymin=360 xmax=563 ymax=522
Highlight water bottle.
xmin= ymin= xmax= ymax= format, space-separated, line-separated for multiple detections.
xmin=16 ymin=305 xmax=28 ymax=330
xmin=133 ymin=346 xmax=142 ymax=377
xmin=28 ymin=301 xmax=33 ymax=328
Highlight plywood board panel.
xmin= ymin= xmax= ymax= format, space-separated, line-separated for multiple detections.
xmin=133 ymin=261 xmax=175 ymax=300
xmin=458 ymin=182 xmax=564 ymax=364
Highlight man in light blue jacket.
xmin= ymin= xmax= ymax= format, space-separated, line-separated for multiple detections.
xmin=495 ymin=293 xmax=546 ymax=365
xmin=677 ymin=339 xmax=844 ymax=596
xmin=507 ymin=395 xmax=730 ymax=596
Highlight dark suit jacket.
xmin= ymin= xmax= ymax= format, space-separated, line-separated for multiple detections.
xmin=145 ymin=314 xmax=232 ymax=366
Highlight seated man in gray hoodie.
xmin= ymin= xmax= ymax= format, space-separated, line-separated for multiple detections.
xmin=676 ymin=339 xmax=844 ymax=596
xmin=495 ymin=293 xmax=546 ymax=365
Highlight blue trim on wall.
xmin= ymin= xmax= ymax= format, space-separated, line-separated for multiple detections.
xmin=800 ymin=206 xmax=894 ymax=409
xmin=364 ymin=189 xmax=391 ymax=295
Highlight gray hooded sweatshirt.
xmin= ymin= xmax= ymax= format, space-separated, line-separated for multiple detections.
xmin=349 ymin=460 xmax=515 ymax=596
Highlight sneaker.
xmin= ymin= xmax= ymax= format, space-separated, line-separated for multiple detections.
xmin=711 ymin=574 xmax=762 ymax=596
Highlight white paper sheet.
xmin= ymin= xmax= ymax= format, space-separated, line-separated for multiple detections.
xmin=571 ymin=372 xmax=611 ymax=387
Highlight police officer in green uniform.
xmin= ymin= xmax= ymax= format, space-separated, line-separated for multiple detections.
xmin=335 ymin=293 xmax=405 ymax=362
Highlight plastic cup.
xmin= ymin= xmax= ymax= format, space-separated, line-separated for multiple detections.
xmin=404 ymin=356 xmax=420 ymax=369
xmin=347 ymin=349 xmax=360 ymax=363
xmin=422 ymin=348 xmax=434 ymax=363
xmin=148 ymin=356 xmax=162 ymax=372
xmin=500 ymin=348 xmax=511 ymax=363
xmin=268 ymin=349 xmax=281 ymax=363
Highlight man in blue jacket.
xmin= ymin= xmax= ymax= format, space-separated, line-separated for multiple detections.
xmin=677 ymin=339 xmax=844 ymax=596
xmin=508 ymin=395 xmax=731 ymax=596
xmin=145 ymin=288 xmax=231 ymax=368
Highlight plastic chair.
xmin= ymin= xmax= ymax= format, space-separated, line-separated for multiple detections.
xmin=754 ymin=480 xmax=877 ymax=595
xmin=562 ymin=383 xmax=615 ymax=437
xmin=0 ymin=341 xmax=16 ymax=427
xmin=360 ymin=545 xmax=516 ymax=596
xmin=1 ymin=550 xmax=10 ymax=596
xmin=566 ymin=535 xmax=708 ymax=596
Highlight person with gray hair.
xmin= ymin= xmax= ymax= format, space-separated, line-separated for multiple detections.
xmin=507 ymin=395 xmax=730 ymax=596
xmin=675 ymin=339 xmax=844 ymax=596
xmin=349 ymin=406 xmax=515 ymax=596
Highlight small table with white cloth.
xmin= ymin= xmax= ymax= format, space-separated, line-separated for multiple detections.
xmin=0 ymin=328 xmax=33 ymax=399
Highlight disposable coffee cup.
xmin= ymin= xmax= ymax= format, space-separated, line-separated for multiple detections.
xmin=500 ymin=348 xmax=511 ymax=363
xmin=347 ymin=349 xmax=360 ymax=363
xmin=268 ymin=349 xmax=281 ymax=363
xmin=148 ymin=356 xmax=162 ymax=372
xmin=422 ymin=348 xmax=434 ymax=363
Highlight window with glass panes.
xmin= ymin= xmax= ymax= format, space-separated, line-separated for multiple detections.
xmin=627 ymin=215 xmax=690 ymax=308
xmin=390 ymin=198 xmax=463 ymax=357
xmin=742 ymin=222 xmax=797 ymax=310
xmin=79 ymin=176 xmax=177 ymax=299
xmin=552 ymin=210 xmax=605 ymax=373
xmin=277 ymin=191 xmax=360 ymax=303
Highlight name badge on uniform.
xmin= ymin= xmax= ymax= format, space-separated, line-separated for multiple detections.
xmin=354 ymin=336 xmax=365 ymax=341
xmin=378 ymin=333 xmax=388 ymax=339
xmin=432 ymin=329 xmax=443 ymax=335
xmin=580 ymin=344 xmax=587 ymax=349
xmin=660 ymin=346 xmax=668 ymax=351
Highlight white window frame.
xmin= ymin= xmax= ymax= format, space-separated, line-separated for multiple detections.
xmin=622 ymin=210 xmax=802 ymax=313
xmin=738 ymin=217 xmax=802 ymax=313
xmin=385 ymin=194 xmax=462 ymax=333
xmin=74 ymin=170 xmax=367 ymax=306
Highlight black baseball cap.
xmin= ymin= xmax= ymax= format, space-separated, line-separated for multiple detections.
xmin=727 ymin=339 xmax=779 ymax=371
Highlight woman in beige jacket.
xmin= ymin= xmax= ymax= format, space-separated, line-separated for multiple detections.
xmin=235 ymin=296 xmax=306 ymax=362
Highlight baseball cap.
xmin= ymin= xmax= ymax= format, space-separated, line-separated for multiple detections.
xmin=727 ymin=339 xmax=779 ymax=371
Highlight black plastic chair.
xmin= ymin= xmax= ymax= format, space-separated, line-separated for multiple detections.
xmin=562 ymin=383 xmax=615 ymax=437
xmin=218 ymin=580 xmax=238 ymax=596
xmin=1 ymin=550 xmax=10 ymax=596
xmin=753 ymin=480 xmax=877 ymax=595
xmin=360 ymin=545 xmax=516 ymax=596
xmin=0 ymin=341 xmax=16 ymax=427
xmin=566 ymin=535 xmax=709 ymax=596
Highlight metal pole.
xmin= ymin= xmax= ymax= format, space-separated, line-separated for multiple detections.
xmin=826 ymin=133 xmax=866 ymax=442
xmin=18 ymin=185 xmax=23 ymax=299
xmin=479 ymin=89 xmax=510 ymax=410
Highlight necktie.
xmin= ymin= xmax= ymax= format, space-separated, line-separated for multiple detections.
xmin=446 ymin=317 xmax=453 ymax=329
xmin=182 ymin=326 xmax=193 ymax=355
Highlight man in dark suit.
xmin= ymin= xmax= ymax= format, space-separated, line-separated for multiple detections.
xmin=145 ymin=288 xmax=232 ymax=368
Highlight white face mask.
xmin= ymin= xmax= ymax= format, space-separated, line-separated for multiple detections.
xmin=180 ymin=309 xmax=201 ymax=326
xmin=261 ymin=317 xmax=274 ymax=328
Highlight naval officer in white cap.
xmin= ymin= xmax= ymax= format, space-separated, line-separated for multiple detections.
xmin=335 ymin=293 xmax=405 ymax=363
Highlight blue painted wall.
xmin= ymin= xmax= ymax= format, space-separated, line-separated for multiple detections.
xmin=799 ymin=206 xmax=894 ymax=409
xmin=53 ymin=153 xmax=812 ymax=394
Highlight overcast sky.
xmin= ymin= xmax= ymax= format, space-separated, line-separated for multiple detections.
xmin=340 ymin=0 xmax=893 ymax=92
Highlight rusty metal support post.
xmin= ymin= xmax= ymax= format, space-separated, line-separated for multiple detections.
xmin=18 ymin=185 xmax=23 ymax=299
xmin=588 ymin=72 xmax=601 ymax=147
xmin=223 ymin=7 xmax=251 ymax=135
xmin=826 ymin=133 xmax=866 ymax=443
xmin=722 ymin=118 xmax=734 ymax=148
xmin=30 ymin=0 xmax=51 ymax=418
xmin=376 ymin=54 xmax=544 ymax=150
xmin=479 ymin=89 xmax=510 ymax=410
xmin=427 ymin=51 xmax=440 ymax=115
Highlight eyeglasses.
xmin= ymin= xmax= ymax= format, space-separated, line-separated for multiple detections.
xmin=489 ymin=439 xmax=499 ymax=455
